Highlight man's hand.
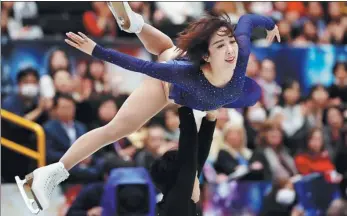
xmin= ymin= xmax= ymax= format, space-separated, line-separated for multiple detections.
xmin=206 ymin=110 xmax=218 ymax=121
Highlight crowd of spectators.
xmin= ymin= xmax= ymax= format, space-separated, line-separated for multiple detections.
xmin=1 ymin=1 xmax=347 ymax=215
xmin=2 ymin=2 xmax=347 ymax=45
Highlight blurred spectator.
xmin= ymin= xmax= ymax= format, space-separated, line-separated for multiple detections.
xmin=129 ymin=2 xmax=152 ymax=24
xmin=66 ymin=154 xmax=134 ymax=216
xmin=271 ymin=2 xmax=287 ymax=22
xmin=208 ymin=108 xmax=231 ymax=162
xmin=1 ymin=2 xmax=43 ymax=40
xmin=213 ymin=2 xmax=246 ymax=23
xmin=305 ymin=2 xmax=326 ymax=37
xmin=244 ymin=102 xmax=267 ymax=150
xmin=44 ymin=93 xmax=102 ymax=183
xmin=307 ymin=84 xmax=330 ymax=128
xmin=270 ymin=80 xmax=308 ymax=154
xmin=162 ymin=105 xmax=180 ymax=143
xmin=134 ymin=125 xmax=166 ymax=170
xmin=153 ymin=2 xmax=204 ymax=25
xmin=250 ymin=120 xmax=297 ymax=181
xmin=328 ymin=61 xmax=347 ymax=106
xmin=53 ymin=69 xmax=74 ymax=94
xmin=214 ymin=123 xmax=253 ymax=176
xmin=82 ymin=2 xmax=116 ymax=38
xmin=326 ymin=198 xmax=347 ymax=216
xmin=2 ymin=67 xmax=50 ymax=124
xmin=292 ymin=20 xmax=318 ymax=46
xmin=84 ymin=59 xmax=111 ymax=100
xmin=40 ymin=48 xmax=72 ymax=99
xmin=247 ymin=2 xmax=273 ymax=16
xmin=152 ymin=2 xmax=204 ymax=37
xmin=2 ymin=67 xmax=50 ymax=182
xmin=1 ymin=2 xmax=10 ymax=38
xmin=257 ymin=59 xmax=281 ymax=110
xmin=88 ymin=95 xmax=118 ymax=130
xmin=323 ymin=106 xmax=345 ymax=159
xmin=294 ymin=127 xmax=342 ymax=183
xmin=302 ymin=20 xmax=319 ymax=43
xmin=277 ymin=19 xmax=293 ymax=43
xmin=259 ymin=178 xmax=302 ymax=216
xmin=325 ymin=2 xmax=347 ymax=45
xmin=271 ymin=80 xmax=303 ymax=137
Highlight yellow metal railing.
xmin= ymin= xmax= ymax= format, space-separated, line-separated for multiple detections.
xmin=1 ymin=109 xmax=46 ymax=167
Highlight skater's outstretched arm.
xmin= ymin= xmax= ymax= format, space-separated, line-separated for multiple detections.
xmin=234 ymin=14 xmax=279 ymax=59
xmin=65 ymin=32 xmax=195 ymax=89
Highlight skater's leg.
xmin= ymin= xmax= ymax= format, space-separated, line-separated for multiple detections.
xmin=60 ymin=77 xmax=170 ymax=170
xmin=108 ymin=2 xmax=174 ymax=56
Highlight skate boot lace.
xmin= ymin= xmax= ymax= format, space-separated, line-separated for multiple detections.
xmin=44 ymin=165 xmax=69 ymax=200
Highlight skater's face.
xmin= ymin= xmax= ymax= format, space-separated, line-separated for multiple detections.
xmin=206 ymin=27 xmax=238 ymax=73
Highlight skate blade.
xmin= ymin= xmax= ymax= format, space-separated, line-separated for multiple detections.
xmin=107 ymin=2 xmax=131 ymax=30
xmin=15 ymin=176 xmax=40 ymax=215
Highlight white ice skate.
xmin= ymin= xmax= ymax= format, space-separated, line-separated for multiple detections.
xmin=15 ymin=162 xmax=69 ymax=214
xmin=107 ymin=1 xmax=144 ymax=33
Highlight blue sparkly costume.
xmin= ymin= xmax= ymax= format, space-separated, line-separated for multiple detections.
xmin=92 ymin=14 xmax=275 ymax=111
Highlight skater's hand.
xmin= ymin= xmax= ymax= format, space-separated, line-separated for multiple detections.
xmin=266 ymin=25 xmax=281 ymax=43
xmin=65 ymin=32 xmax=96 ymax=55
xmin=87 ymin=206 xmax=103 ymax=216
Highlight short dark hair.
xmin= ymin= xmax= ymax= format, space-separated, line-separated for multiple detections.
xmin=149 ymin=150 xmax=180 ymax=194
xmin=52 ymin=93 xmax=75 ymax=108
xmin=16 ymin=67 xmax=39 ymax=83
xmin=176 ymin=12 xmax=235 ymax=66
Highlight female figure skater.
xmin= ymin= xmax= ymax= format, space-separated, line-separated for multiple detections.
xmin=15 ymin=3 xmax=280 ymax=214
xmin=150 ymin=106 xmax=216 ymax=216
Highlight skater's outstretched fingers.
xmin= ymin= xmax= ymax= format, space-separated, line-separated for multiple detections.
xmin=276 ymin=31 xmax=281 ymax=42
xmin=65 ymin=39 xmax=80 ymax=49
xmin=65 ymin=32 xmax=96 ymax=55
xmin=78 ymin=32 xmax=88 ymax=40
xmin=66 ymin=32 xmax=85 ymax=45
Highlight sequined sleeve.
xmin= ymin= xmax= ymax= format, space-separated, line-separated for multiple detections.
xmin=223 ymin=76 xmax=262 ymax=108
xmin=92 ymin=44 xmax=194 ymax=89
xmin=234 ymin=14 xmax=275 ymax=58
